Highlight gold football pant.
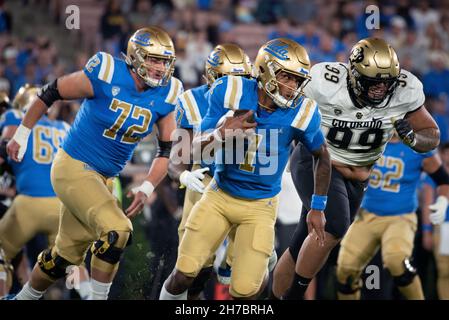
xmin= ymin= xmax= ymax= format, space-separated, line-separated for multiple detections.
xmin=433 ymin=226 xmax=449 ymax=299
xmin=178 ymin=165 xmax=236 ymax=268
xmin=337 ymin=209 xmax=423 ymax=300
xmin=176 ymin=180 xmax=278 ymax=298
xmin=50 ymin=149 xmax=132 ymax=267
xmin=0 ymin=195 xmax=60 ymax=291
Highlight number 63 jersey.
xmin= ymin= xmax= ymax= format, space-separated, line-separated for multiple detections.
xmin=63 ymin=52 xmax=183 ymax=177
xmin=304 ymin=62 xmax=425 ymax=166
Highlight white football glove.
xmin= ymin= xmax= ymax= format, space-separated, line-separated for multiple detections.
xmin=429 ymin=195 xmax=449 ymax=225
xmin=12 ymin=124 xmax=31 ymax=162
xmin=180 ymin=167 xmax=209 ymax=193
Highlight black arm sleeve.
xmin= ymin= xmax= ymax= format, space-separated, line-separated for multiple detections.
xmin=156 ymin=140 xmax=172 ymax=158
xmin=37 ymin=79 xmax=62 ymax=107
xmin=429 ymin=165 xmax=449 ymax=186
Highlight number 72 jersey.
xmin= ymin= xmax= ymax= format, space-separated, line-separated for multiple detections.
xmin=304 ymin=62 xmax=425 ymax=166
xmin=63 ymin=52 xmax=183 ymax=177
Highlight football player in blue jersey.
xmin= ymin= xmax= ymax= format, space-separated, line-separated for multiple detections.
xmin=169 ymin=43 xmax=252 ymax=299
xmin=160 ymin=38 xmax=331 ymax=300
xmin=420 ymin=142 xmax=449 ymax=299
xmin=0 ymin=85 xmax=92 ymax=298
xmin=6 ymin=26 xmax=183 ymax=300
xmin=336 ymin=134 xmax=449 ymax=300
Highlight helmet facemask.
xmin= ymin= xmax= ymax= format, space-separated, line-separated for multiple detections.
xmin=350 ymin=66 xmax=399 ymax=108
xmin=127 ymin=45 xmax=176 ymax=87
xmin=260 ymin=59 xmax=310 ymax=109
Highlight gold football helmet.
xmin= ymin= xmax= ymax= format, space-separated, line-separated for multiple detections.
xmin=13 ymin=84 xmax=40 ymax=112
xmin=204 ymin=43 xmax=252 ymax=86
xmin=348 ymin=37 xmax=400 ymax=107
xmin=125 ymin=26 xmax=176 ymax=87
xmin=254 ymin=38 xmax=311 ymax=108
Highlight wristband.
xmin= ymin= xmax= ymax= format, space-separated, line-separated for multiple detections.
xmin=311 ymin=194 xmax=327 ymax=211
xmin=422 ymin=224 xmax=432 ymax=232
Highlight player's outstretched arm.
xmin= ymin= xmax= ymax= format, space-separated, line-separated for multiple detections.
xmin=395 ymin=106 xmax=440 ymax=153
xmin=7 ymin=71 xmax=94 ymax=162
xmin=126 ymin=111 xmax=176 ymax=218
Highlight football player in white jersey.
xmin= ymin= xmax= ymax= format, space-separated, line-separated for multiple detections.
xmin=272 ymin=37 xmax=440 ymax=300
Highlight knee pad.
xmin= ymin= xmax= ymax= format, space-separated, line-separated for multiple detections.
xmin=188 ymin=266 xmax=214 ymax=297
xmin=91 ymin=230 xmax=132 ymax=265
xmin=391 ymin=258 xmax=417 ymax=287
xmin=230 ymin=278 xmax=260 ymax=298
xmin=37 ymin=247 xmax=72 ymax=280
xmin=336 ymin=265 xmax=362 ymax=294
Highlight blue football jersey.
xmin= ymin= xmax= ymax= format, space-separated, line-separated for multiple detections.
xmin=176 ymin=84 xmax=215 ymax=176
xmin=6 ymin=114 xmax=69 ymax=197
xmin=362 ymin=140 xmax=435 ymax=216
xmin=199 ymin=75 xmax=325 ymax=199
xmin=0 ymin=109 xmax=22 ymax=132
xmin=420 ymin=174 xmax=449 ymax=222
xmin=63 ymin=52 xmax=183 ymax=177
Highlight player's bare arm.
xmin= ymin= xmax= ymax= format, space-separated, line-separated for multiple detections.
xmin=397 ymin=106 xmax=440 ymax=153
xmin=7 ymin=71 xmax=94 ymax=162
xmin=126 ymin=111 xmax=175 ymax=218
xmin=306 ymin=143 xmax=331 ymax=246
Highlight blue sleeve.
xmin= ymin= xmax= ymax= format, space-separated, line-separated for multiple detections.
xmin=2 ymin=110 xmax=22 ymax=127
xmin=83 ymin=52 xmax=110 ymax=97
xmin=175 ymin=100 xmax=193 ymax=129
xmin=297 ymin=107 xmax=325 ymax=152
xmin=198 ymin=79 xmax=229 ymax=132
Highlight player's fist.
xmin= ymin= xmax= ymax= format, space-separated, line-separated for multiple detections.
xmin=7 ymin=124 xmax=31 ymax=162
xmin=393 ymin=118 xmax=416 ymax=148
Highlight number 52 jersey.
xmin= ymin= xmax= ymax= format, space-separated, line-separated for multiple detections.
xmin=304 ymin=62 xmax=425 ymax=166
xmin=63 ymin=52 xmax=183 ymax=177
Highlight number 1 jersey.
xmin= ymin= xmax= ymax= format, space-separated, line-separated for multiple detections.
xmin=63 ymin=52 xmax=183 ymax=177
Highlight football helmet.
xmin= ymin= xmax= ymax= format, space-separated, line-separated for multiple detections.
xmin=125 ymin=26 xmax=176 ymax=87
xmin=0 ymin=92 xmax=10 ymax=113
xmin=13 ymin=84 xmax=40 ymax=112
xmin=254 ymin=38 xmax=311 ymax=108
xmin=348 ymin=37 xmax=400 ymax=108
xmin=204 ymin=43 xmax=252 ymax=86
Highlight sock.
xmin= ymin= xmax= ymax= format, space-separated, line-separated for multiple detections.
xmin=15 ymin=282 xmax=45 ymax=300
xmin=283 ymin=273 xmax=311 ymax=300
xmin=76 ymin=280 xmax=93 ymax=300
xmin=159 ymin=279 xmax=187 ymax=300
xmin=91 ymin=279 xmax=112 ymax=300
xmin=397 ymin=276 xmax=424 ymax=300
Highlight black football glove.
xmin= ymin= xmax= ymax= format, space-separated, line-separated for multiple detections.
xmin=393 ymin=118 xmax=416 ymax=148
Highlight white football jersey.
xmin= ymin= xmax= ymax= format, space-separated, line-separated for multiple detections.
xmin=303 ymin=62 xmax=425 ymax=166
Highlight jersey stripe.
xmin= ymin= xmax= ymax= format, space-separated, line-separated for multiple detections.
xmin=98 ymin=52 xmax=114 ymax=84
xmin=179 ymin=90 xmax=202 ymax=125
xmin=292 ymin=99 xmax=317 ymax=130
xmin=224 ymin=76 xmax=242 ymax=110
xmin=165 ymin=77 xmax=182 ymax=105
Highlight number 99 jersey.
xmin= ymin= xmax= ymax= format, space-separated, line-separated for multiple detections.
xmin=304 ymin=62 xmax=425 ymax=166
xmin=63 ymin=52 xmax=183 ymax=177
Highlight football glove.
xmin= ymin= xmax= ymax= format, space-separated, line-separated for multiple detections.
xmin=393 ymin=118 xmax=416 ymax=148
xmin=429 ymin=195 xmax=448 ymax=225
xmin=180 ymin=167 xmax=209 ymax=193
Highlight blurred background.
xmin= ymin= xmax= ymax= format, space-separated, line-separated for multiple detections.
xmin=1 ymin=0 xmax=449 ymax=299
